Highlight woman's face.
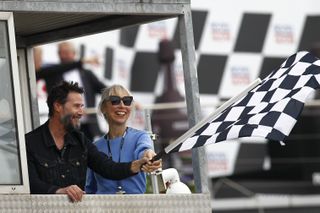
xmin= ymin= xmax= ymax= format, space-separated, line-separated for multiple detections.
xmin=103 ymin=90 xmax=133 ymax=126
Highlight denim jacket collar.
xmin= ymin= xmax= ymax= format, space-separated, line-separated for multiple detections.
xmin=42 ymin=120 xmax=77 ymax=148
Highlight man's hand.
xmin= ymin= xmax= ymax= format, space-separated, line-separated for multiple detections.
xmin=82 ymin=56 xmax=100 ymax=67
xmin=141 ymin=158 xmax=162 ymax=173
xmin=56 ymin=185 xmax=85 ymax=202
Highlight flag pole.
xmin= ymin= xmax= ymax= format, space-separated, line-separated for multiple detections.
xmin=163 ymin=78 xmax=262 ymax=155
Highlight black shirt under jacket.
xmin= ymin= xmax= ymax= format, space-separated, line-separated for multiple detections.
xmin=25 ymin=120 xmax=135 ymax=194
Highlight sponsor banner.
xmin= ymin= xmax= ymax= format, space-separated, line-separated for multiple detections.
xmin=206 ymin=141 xmax=240 ymax=177
xmin=219 ymin=53 xmax=262 ymax=98
xmin=135 ymin=19 xmax=176 ymax=51
xmin=200 ymin=9 xmax=242 ymax=54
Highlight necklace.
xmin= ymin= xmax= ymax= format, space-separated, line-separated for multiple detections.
xmin=104 ymin=128 xmax=127 ymax=194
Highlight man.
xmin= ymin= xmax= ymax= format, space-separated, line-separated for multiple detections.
xmin=25 ymin=81 xmax=161 ymax=202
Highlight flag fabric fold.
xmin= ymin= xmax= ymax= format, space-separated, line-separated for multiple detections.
xmin=169 ymin=51 xmax=320 ymax=154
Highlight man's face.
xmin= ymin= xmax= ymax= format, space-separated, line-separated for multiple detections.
xmin=58 ymin=92 xmax=84 ymax=130
xmin=58 ymin=44 xmax=76 ymax=63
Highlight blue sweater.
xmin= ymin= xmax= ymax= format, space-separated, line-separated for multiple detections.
xmin=85 ymin=127 xmax=153 ymax=194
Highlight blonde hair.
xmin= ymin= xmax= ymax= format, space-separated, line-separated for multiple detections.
xmin=99 ymin=85 xmax=132 ymax=119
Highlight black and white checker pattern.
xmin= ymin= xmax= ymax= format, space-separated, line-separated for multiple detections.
xmin=103 ymin=0 xmax=320 ymax=104
xmin=40 ymin=1 xmax=320 ymax=114
xmin=168 ymin=51 xmax=320 ymax=153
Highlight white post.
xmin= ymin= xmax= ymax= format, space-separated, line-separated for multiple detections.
xmin=144 ymin=108 xmax=160 ymax=194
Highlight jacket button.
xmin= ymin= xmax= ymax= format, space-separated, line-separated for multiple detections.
xmin=44 ymin=163 xmax=48 ymax=167
xmin=61 ymin=175 xmax=65 ymax=179
xmin=76 ymin=162 xmax=80 ymax=166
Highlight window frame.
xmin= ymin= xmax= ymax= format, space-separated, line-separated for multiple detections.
xmin=0 ymin=12 xmax=30 ymax=194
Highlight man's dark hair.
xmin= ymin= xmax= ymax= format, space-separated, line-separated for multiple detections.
xmin=47 ymin=81 xmax=84 ymax=117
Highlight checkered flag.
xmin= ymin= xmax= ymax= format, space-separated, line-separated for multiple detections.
xmin=159 ymin=51 xmax=320 ymax=155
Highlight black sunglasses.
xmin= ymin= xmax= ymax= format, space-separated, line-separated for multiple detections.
xmin=108 ymin=96 xmax=133 ymax=106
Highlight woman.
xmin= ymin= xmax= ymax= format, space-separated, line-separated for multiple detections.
xmin=85 ymin=85 xmax=157 ymax=194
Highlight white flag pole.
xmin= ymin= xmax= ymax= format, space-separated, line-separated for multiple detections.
xmin=164 ymin=78 xmax=262 ymax=154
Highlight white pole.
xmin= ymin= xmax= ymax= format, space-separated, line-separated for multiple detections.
xmin=164 ymin=78 xmax=262 ymax=154
xmin=144 ymin=108 xmax=160 ymax=194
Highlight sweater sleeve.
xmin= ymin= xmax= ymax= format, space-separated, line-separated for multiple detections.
xmin=135 ymin=132 xmax=154 ymax=159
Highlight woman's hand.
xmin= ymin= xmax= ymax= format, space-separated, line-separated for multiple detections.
xmin=141 ymin=149 xmax=162 ymax=173
xmin=143 ymin=149 xmax=156 ymax=160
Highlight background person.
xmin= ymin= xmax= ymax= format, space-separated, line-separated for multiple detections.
xmin=34 ymin=46 xmax=100 ymax=95
xmin=25 ymin=81 xmax=161 ymax=202
xmin=35 ymin=42 xmax=106 ymax=141
xmin=85 ymin=85 xmax=157 ymax=194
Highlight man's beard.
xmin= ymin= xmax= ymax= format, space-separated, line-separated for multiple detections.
xmin=61 ymin=114 xmax=80 ymax=132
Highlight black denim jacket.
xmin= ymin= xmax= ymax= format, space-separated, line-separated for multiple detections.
xmin=25 ymin=121 xmax=134 ymax=194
